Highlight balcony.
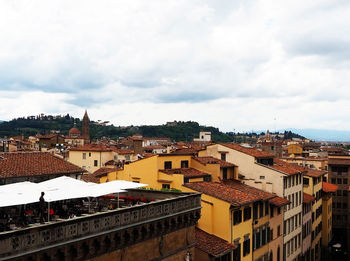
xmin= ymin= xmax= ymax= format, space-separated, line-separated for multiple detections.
xmin=0 ymin=190 xmax=201 ymax=260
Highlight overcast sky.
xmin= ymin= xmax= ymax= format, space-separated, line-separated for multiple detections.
xmin=0 ymin=0 xmax=349 ymax=132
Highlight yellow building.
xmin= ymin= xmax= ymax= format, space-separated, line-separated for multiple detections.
xmin=68 ymin=144 xmax=114 ymax=173
xmin=321 ymin=182 xmax=338 ymax=248
xmin=99 ymin=154 xmax=237 ymax=190
xmin=302 ymin=168 xmax=326 ymax=261
xmin=287 ymin=144 xmax=303 ymax=157
xmin=183 ymin=180 xmax=289 ymax=261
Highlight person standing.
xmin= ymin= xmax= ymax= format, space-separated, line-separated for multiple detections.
xmin=39 ymin=192 xmax=46 ymax=224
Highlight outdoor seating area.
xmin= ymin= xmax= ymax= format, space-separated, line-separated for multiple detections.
xmin=0 ymin=177 xmax=149 ymax=232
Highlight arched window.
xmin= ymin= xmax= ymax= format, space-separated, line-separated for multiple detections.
xmin=277 ymin=246 xmax=280 ymax=261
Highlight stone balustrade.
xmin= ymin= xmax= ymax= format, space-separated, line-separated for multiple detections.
xmin=0 ymin=191 xmax=201 ymax=261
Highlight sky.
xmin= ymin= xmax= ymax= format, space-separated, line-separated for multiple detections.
xmin=0 ymin=0 xmax=350 ymax=132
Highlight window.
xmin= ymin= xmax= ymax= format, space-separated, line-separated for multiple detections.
xmin=343 ymin=190 xmax=347 ymax=196
xmin=244 ymin=207 xmax=251 ymax=221
xmin=221 ymin=153 xmax=226 ymax=161
xmin=181 ymin=160 xmax=189 ymax=168
xmin=344 ymin=178 xmax=348 ymax=184
xmin=233 ymin=243 xmax=241 ymax=261
xmin=82 ymin=153 xmax=86 ymax=159
xmin=303 ymin=177 xmax=309 ymax=186
xmin=243 ymin=239 xmax=250 ymax=256
xmin=164 ymin=161 xmax=172 ymax=169
xmin=260 ymin=176 xmax=265 ymax=180
xmin=162 ymin=184 xmax=170 ymax=189
xmin=253 ymin=203 xmax=258 ymax=220
xmin=89 ymin=152 xmax=91 ymax=157
xmin=277 ymin=225 xmax=281 ymax=236
xmin=270 ymin=229 xmax=274 ymax=241
xmin=259 ymin=202 xmax=263 ymax=217
xmin=277 ymin=207 xmax=281 ymax=215
xmin=265 ymin=202 xmax=269 ymax=216
xmin=234 ymin=209 xmax=242 ymax=225
xmin=270 ymin=206 xmax=274 ymax=218
xmin=337 ymin=178 xmax=342 ymax=184
xmin=94 ymin=160 xmax=98 ymax=166
xmin=331 ymin=178 xmax=336 ymax=184
xmin=223 ymin=168 xmax=228 ymax=180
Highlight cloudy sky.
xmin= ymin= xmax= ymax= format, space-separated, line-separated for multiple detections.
xmin=0 ymin=0 xmax=349 ymax=132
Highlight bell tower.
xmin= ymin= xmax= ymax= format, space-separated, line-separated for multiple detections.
xmin=82 ymin=110 xmax=90 ymax=144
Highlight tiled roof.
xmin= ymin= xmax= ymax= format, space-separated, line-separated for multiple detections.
xmin=269 ymin=196 xmax=290 ymax=207
xmin=159 ymin=168 xmax=210 ymax=178
xmin=193 ymin=156 xmax=235 ymax=167
xmin=221 ymin=179 xmax=275 ymax=201
xmin=69 ymin=127 xmax=81 ymax=135
xmin=221 ymin=143 xmax=274 ymax=158
xmin=184 ymin=182 xmax=261 ymax=206
xmin=93 ymin=167 xmax=118 ymax=176
xmin=304 ymin=168 xmax=326 ymax=178
xmin=81 ymin=173 xmax=100 ymax=183
xmin=115 ymin=149 xmax=134 ymax=155
xmin=195 ymin=228 xmax=235 ymax=257
xmin=69 ymin=144 xmax=112 ymax=152
xmin=0 ymin=152 xmax=85 ymax=178
xmin=303 ymin=193 xmax=315 ymax=204
xmin=322 ymin=182 xmax=338 ymax=193
xmin=171 ymin=148 xmax=198 ymax=155
xmin=144 ymin=145 xmax=166 ymax=150
xmin=268 ymin=159 xmax=305 ymax=175
xmin=38 ymin=134 xmax=62 ymax=139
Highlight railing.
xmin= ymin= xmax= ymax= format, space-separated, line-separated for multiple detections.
xmin=0 ymin=192 xmax=201 ymax=259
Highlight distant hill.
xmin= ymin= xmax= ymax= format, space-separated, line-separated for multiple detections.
xmin=286 ymin=128 xmax=350 ymax=142
xmin=0 ymin=115 xmax=235 ymax=142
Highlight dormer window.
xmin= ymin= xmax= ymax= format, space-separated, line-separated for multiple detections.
xmin=257 ymin=158 xmax=274 ymax=166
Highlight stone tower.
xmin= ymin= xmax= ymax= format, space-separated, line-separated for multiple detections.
xmin=82 ymin=110 xmax=90 ymax=144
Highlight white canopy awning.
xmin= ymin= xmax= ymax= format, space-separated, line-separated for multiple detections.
xmin=0 ymin=177 xmax=148 ymax=207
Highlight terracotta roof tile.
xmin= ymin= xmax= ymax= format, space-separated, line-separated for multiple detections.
xmin=268 ymin=159 xmax=305 ymax=175
xmin=303 ymin=193 xmax=315 ymax=204
xmin=69 ymin=144 xmax=112 ymax=152
xmin=159 ymin=168 xmax=210 ymax=178
xmin=81 ymin=173 xmax=100 ymax=183
xmin=221 ymin=143 xmax=274 ymax=158
xmin=269 ymin=196 xmax=290 ymax=207
xmin=303 ymin=168 xmax=326 ymax=178
xmin=221 ymin=179 xmax=275 ymax=200
xmin=0 ymin=152 xmax=85 ymax=178
xmin=195 ymin=228 xmax=235 ymax=257
xmin=193 ymin=156 xmax=235 ymax=167
xmin=322 ymin=182 xmax=338 ymax=193
xmin=93 ymin=167 xmax=119 ymax=176
xmin=184 ymin=182 xmax=261 ymax=206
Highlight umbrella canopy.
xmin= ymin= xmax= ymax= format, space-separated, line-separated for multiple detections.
xmin=0 ymin=177 xmax=148 ymax=207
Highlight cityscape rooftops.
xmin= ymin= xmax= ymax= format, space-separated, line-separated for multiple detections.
xmin=322 ymin=182 xmax=338 ymax=193
xmin=0 ymin=152 xmax=85 ymax=178
xmin=193 ymin=156 xmax=236 ymax=167
xmin=69 ymin=144 xmax=112 ymax=152
xmin=195 ymin=228 xmax=235 ymax=257
xmin=303 ymin=192 xmax=316 ymax=204
xmin=221 ymin=143 xmax=274 ymax=158
xmin=184 ymin=180 xmax=275 ymax=206
xmin=159 ymin=168 xmax=211 ymax=178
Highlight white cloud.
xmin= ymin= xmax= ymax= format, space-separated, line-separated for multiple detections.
xmin=0 ymin=0 xmax=350 ymax=132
